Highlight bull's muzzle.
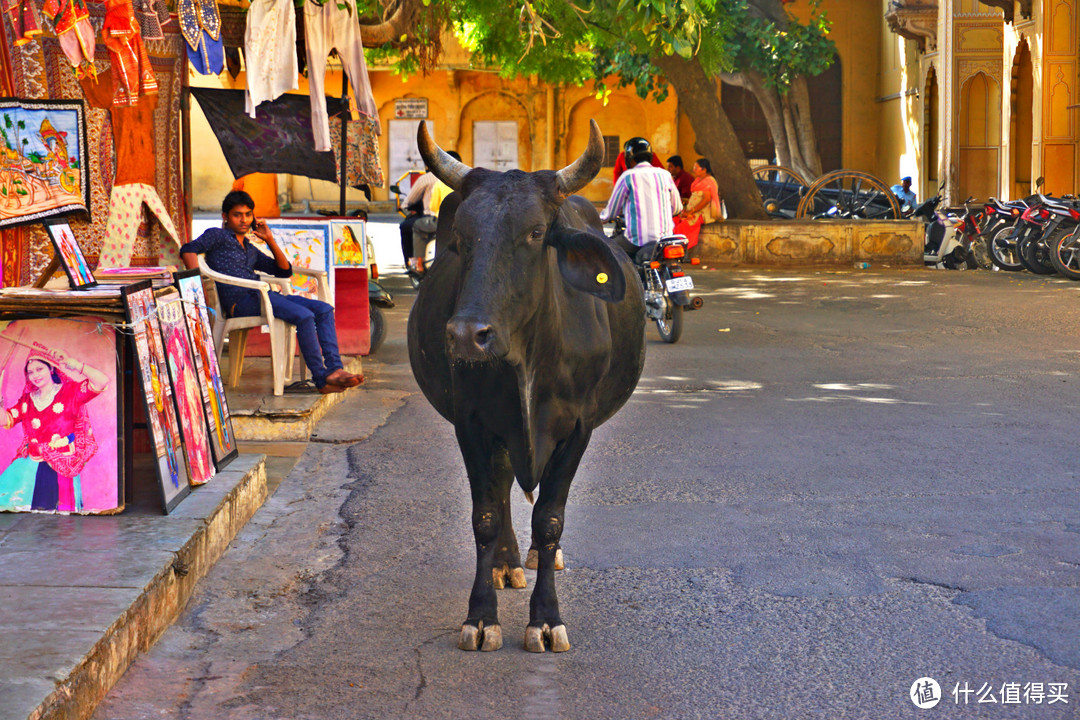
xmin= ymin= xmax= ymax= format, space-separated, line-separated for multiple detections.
xmin=446 ymin=316 xmax=506 ymax=361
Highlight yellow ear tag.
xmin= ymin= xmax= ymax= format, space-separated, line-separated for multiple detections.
xmin=596 ymin=272 xmax=609 ymax=284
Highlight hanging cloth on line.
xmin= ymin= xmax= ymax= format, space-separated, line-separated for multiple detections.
xmin=303 ymin=0 xmax=380 ymax=152
xmin=179 ymin=0 xmax=224 ymax=74
xmin=244 ymin=0 xmax=297 ymax=117
xmin=328 ymin=115 xmax=383 ymax=189
xmin=191 ymin=87 xmax=342 ymax=181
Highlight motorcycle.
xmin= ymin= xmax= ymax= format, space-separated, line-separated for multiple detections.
xmin=612 ymin=218 xmax=703 ymax=343
xmin=1017 ymin=194 xmax=1080 ymax=275
xmin=639 ymin=235 xmax=704 ymax=343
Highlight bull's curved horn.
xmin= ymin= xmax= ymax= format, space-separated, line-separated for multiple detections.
xmin=556 ymin=119 xmax=604 ymax=195
xmin=417 ymin=121 xmax=471 ymax=191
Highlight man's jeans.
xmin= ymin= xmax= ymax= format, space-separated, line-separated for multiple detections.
xmin=232 ymin=292 xmax=343 ymax=388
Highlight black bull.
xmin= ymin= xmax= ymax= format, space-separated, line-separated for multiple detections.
xmin=407 ymin=120 xmax=646 ymax=652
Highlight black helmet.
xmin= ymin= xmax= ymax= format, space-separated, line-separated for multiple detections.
xmin=623 ymin=137 xmax=652 ymax=167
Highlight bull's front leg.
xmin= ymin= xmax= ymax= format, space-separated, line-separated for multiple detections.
xmin=525 ymin=426 xmax=591 ymax=653
xmin=491 ymin=447 xmax=527 ymax=590
xmin=456 ymin=428 xmax=515 ymax=651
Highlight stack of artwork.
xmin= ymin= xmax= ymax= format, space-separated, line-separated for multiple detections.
xmin=123 ymin=272 xmax=238 ymax=513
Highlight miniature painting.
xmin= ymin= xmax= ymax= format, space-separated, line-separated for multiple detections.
xmin=175 ymin=270 xmax=237 ymax=469
xmin=0 ymin=318 xmax=120 ymax=514
xmin=330 ymin=219 xmax=367 ymax=267
xmin=123 ymin=282 xmax=190 ymax=513
xmin=156 ymin=287 xmax=215 ymax=485
xmin=0 ymin=98 xmax=89 ymax=228
xmin=263 ymin=219 xmax=333 ymax=299
xmin=44 ymin=221 xmax=96 ymax=289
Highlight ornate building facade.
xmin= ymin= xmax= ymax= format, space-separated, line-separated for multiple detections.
xmin=887 ymin=0 xmax=1077 ymax=202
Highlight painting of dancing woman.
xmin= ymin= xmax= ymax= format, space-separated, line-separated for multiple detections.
xmin=0 ymin=333 xmax=111 ymax=513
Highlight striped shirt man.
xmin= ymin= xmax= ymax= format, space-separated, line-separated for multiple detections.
xmin=600 ymin=163 xmax=683 ymax=246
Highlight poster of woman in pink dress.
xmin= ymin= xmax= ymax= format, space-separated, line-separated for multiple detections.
xmin=0 ymin=318 xmax=119 ymax=514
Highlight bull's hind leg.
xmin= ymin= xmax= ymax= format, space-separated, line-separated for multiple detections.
xmin=456 ymin=430 xmax=515 ymax=651
xmin=491 ymin=447 xmax=527 ymax=590
xmin=524 ymin=426 xmax=591 ymax=653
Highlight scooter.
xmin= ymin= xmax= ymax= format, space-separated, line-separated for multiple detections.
xmin=922 ymin=197 xmax=981 ymax=270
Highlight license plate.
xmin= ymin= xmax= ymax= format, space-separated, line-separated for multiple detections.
xmin=665 ymin=276 xmax=694 ymax=293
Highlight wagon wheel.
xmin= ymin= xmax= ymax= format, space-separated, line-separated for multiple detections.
xmin=796 ymin=169 xmax=902 ymax=220
xmin=752 ymin=165 xmax=810 ymax=219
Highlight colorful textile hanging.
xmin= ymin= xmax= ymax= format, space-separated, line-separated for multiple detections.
xmin=133 ymin=0 xmax=171 ymax=40
xmin=1 ymin=0 xmax=43 ymax=46
xmin=103 ymin=0 xmax=159 ymax=106
xmin=178 ymin=0 xmax=223 ymax=74
xmin=329 ymin=115 xmax=383 ymax=190
xmin=41 ymin=0 xmax=96 ymax=79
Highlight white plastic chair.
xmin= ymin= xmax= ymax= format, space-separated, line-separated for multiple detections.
xmin=197 ymin=256 xmax=332 ymax=396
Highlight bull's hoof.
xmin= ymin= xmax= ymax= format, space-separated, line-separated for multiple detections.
xmin=459 ymin=622 xmax=502 ymax=651
xmin=523 ymin=624 xmax=570 ymax=653
xmin=492 ymin=564 xmax=528 ymax=590
xmin=525 ymin=548 xmax=565 ymax=571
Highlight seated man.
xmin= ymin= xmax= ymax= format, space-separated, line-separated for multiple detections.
xmin=601 ymin=137 xmax=683 ymax=261
xmin=180 ymin=191 xmax=361 ymax=395
xmin=891 ymin=176 xmax=917 ymax=212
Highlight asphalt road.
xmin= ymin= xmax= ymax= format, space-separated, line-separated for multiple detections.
xmin=95 ymin=265 xmax=1080 ymax=719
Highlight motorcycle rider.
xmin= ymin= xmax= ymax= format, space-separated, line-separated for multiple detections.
xmin=410 ymin=150 xmax=460 ymax=274
xmin=600 ymin=137 xmax=683 ymax=261
xmin=400 ymin=167 xmax=436 ymax=271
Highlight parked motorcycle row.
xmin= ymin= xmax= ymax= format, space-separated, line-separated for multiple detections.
xmin=914 ymin=184 xmax=1080 ymax=279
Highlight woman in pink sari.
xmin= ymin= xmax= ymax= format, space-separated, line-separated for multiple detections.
xmin=673 ymin=158 xmax=724 ymax=248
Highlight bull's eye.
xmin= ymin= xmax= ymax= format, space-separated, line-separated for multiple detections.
xmin=530 ymin=226 xmax=545 ymax=241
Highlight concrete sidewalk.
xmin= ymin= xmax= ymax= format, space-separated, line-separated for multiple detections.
xmin=0 ymin=454 xmax=270 ymax=720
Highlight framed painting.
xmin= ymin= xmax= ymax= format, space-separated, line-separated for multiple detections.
xmin=175 ymin=270 xmax=237 ymax=469
xmin=122 ymin=281 xmax=190 ymax=513
xmin=329 ymin=218 xmax=367 ymax=267
xmin=43 ymin=221 xmax=96 ymax=289
xmin=0 ymin=98 xmax=90 ymax=228
xmin=0 ymin=317 xmax=122 ymax=514
xmin=155 ymin=287 xmax=216 ymax=485
xmin=263 ymin=218 xmax=334 ymax=299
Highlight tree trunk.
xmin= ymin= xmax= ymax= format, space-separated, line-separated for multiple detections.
xmin=652 ymin=54 xmax=768 ymax=220
xmin=722 ymin=71 xmax=823 ymax=181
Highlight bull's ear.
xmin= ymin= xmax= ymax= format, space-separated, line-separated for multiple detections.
xmin=551 ymin=230 xmax=626 ymax=303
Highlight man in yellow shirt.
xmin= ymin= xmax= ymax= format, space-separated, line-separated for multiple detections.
xmin=412 ymin=150 xmax=460 ymax=272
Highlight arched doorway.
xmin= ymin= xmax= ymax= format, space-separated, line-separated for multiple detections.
xmin=957 ymin=71 xmax=1002 ymax=202
xmin=1010 ymin=40 xmax=1034 ymax=197
xmin=923 ymin=67 xmax=940 ymax=197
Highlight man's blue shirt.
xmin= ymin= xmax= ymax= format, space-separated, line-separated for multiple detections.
xmin=179 ymin=227 xmax=292 ymax=315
